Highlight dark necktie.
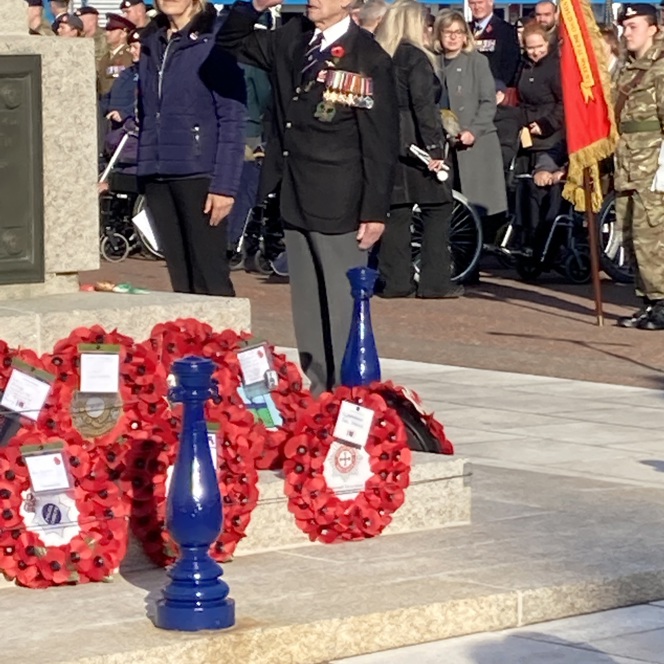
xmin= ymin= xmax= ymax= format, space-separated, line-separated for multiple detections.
xmin=300 ymin=32 xmax=325 ymax=83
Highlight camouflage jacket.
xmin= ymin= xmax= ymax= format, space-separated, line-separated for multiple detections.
xmin=614 ymin=42 xmax=664 ymax=191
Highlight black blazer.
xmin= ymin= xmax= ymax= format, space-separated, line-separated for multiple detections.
xmin=472 ymin=15 xmax=520 ymax=87
xmin=391 ymin=43 xmax=450 ymax=206
xmin=217 ymin=4 xmax=400 ymax=233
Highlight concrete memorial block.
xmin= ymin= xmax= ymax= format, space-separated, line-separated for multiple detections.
xmin=0 ymin=0 xmax=98 ymax=300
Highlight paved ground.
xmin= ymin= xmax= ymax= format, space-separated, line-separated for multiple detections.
xmin=81 ymin=256 xmax=664 ymax=389
xmin=334 ymin=603 xmax=664 ymax=664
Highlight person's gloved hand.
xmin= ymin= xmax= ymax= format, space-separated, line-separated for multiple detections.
xmin=651 ymin=141 xmax=664 ymax=192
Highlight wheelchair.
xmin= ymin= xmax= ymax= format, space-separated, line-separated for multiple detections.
xmin=596 ymin=190 xmax=634 ymax=284
xmin=497 ymin=173 xmax=592 ymax=284
xmin=229 ymin=189 xmax=483 ymax=283
xmin=98 ymin=128 xmax=163 ymax=263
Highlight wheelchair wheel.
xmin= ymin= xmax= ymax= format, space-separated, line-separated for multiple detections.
xmin=100 ymin=232 xmax=130 ymax=263
xmin=515 ymin=256 xmax=542 ymax=282
xmin=244 ymin=251 xmax=273 ymax=275
xmin=450 ymin=191 xmax=483 ymax=282
xmin=411 ymin=191 xmax=483 ymax=284
xmin=597 ymin=192 xmax=633 ymax=284
xmin=228 ymin=250 xmax=245 ymax=271
xmin=563 ymin=248 xmax=592 ymax=284
xmin=133 ymin=196 xmax=164 ymax=260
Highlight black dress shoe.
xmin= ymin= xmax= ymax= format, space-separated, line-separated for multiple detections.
xmin=637 ymin=302 xmax=664 ymax=330
xmin=375 ymin=289 xmax=416 ymax=299
xmin=417 ymin=285 xmax=465 ymax=299
xmin=617 ymin=304 xmax=652 ymax=328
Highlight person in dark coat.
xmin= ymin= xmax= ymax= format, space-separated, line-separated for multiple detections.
xmin=493 ymin=79 xmax=520 ymax=173
xmin=374 ymin=0 xmax=461 ymax=299
xmin=103 ymin=27 xmax=143 ymax=121
xmin=468 ymin=0 xmax=520 ymax=86
xmin=138 ymin=0 xmax=246 ymax=296
xmin=216 ymin=0 xmax=399 ymax=394
xmin=516 ymin=22 xmax=564 ymax=159
xmin=515 ymin=22 xmax=566 ymax=252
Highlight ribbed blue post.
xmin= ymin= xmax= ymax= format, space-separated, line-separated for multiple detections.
xmin=340 ymin=266 xmax=381 ymax=387
xmin=154 ymin=356 xmax=235 ymax=631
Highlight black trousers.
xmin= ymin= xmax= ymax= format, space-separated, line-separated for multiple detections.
xmin=143 ymin=177 xmax=235 ymax=296
xmin=379 ymin=203 xmax=454 ymax=297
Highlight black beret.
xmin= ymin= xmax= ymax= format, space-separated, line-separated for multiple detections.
xmin=618 ymin=3 xmax=658 ymax=24
xmin=76 ymin=6 xmax=99 ymax=16
xmin=127 ymin=27 xmax=144 ymax=44
xmin=25 ymin=0 xmax=44 ymax=7
xmin=120 ymin=0 xmax=145 ymax=8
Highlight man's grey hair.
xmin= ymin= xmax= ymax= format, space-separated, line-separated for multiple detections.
xmin=358 ymin=0 xmax=388 ymax=27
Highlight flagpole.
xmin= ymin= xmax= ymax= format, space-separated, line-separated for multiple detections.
xmin=583 ymin=168 xmax=604 ymax=326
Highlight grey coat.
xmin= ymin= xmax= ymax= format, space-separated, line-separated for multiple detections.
xmin=439 ymin=50 xmax=507 ymax=216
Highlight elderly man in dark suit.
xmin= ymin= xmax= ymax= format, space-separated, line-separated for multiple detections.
xmin=217 ymin=0 xmax=399 ymax=395
xmin=468 ymin=0 xmax=520 ymax=86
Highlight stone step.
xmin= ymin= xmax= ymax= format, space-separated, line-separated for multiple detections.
xmin=121 ymin=454 xmax=471 ymax=571
xmin=0 ymin=291 xmax=250 ymax=352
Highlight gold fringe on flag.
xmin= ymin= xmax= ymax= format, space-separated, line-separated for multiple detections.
xmin=560 ymin=0 xmax=619 ymax=212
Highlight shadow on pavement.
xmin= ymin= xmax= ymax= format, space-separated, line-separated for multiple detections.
xmin=465 ymin=277 xmax=637 ymax=324
xmin=487 ymin=330 xmax=664 ymax=388
xmin=641 ymin=460 xmax=664 ymax=474
xmin=470 ymin=633 xmax=624 ymax=663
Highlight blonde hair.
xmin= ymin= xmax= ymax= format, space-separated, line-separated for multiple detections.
xmin=375 ymin=0 xmax=437 ymax=67
xmin=155 ymin=0 xmax=207 ymax=18
xmin=434 ymin=9 xmax=476 ymax=54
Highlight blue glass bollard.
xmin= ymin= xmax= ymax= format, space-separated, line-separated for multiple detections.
xmin=154 ymin=356 xmax=235 ymax=632
xmin=341 ymin=266 xmax=381 ymax=387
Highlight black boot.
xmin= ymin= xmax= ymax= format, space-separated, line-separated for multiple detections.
xmin=617 ymin=300 xmax=653 ymax=328
xmin=637 ymin=300 xmax=664 ymax=330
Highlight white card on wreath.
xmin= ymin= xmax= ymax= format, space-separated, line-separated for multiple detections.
xmin=24 ymin=452 xmax=71 ymax=493
xmin=80 ymin=352 xmax=120 ymax=394
xmin=237 ymin=344 xmax=271 ymax=386
xmin=1 ymin=369 xmax=51 ymax=421
xmin=332 ymin=401 xmax=374 ymax=449
xmin=323 ymin=441 xmax=373 ymax=501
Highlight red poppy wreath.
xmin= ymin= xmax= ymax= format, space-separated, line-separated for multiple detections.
xmin=148 ymin=319 xmax=311 ymax=471
xmin=249 ymin=349 xmax=313 ymax=471
xmin=0 ymin=431 xmax=129 ymax=588
xmin=34 ymin=326 xmax=169 ymax=476
xmin=283 ymin=386 xmax=411 ymax=544
xmin=369 ymin=381 xmax=454 ymax=455
xmin=124 ymin=395 xmax=262 ymax=565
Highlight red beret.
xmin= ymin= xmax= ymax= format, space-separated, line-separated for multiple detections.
xmin=105 ymin=12 xmax=136 ymax=31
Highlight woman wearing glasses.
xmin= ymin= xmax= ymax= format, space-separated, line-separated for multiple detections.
xmin=434 ymin=9 xmax=507 ymax=266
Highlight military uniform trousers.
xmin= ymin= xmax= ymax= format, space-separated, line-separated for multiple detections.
xmin=284 ymin=227 xmax=367 ymax=396
xmin=615 ymin=188 xmax=664 ymax=301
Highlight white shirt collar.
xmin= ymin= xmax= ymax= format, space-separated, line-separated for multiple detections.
xmin=474 ymin=14 xmax=493 ymax=32
xmin=312 ymin=15 xmax=352 ymax=51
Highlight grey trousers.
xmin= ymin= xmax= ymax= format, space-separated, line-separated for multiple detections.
xmin=284 ymin=228 xmax=367 ymax=396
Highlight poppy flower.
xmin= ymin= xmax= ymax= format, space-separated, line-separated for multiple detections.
xmin=331 ymin=45 xmax=345 ymax=59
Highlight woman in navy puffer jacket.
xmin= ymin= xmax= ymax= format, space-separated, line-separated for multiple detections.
xmin=138 ymin=0 xmax=246 ymax=296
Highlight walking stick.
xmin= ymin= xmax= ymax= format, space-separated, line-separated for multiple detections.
xmin=583 ymin=167 xmax=604 ymax=326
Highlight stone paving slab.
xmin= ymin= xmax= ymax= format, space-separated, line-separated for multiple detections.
xmin=332 ymin=604 xmax=664 ymax=664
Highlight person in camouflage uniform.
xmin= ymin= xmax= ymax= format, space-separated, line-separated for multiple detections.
xmin=614 ymin=3 xmax=664 ymax=330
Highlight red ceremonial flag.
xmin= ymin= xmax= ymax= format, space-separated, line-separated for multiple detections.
xmin=559 ymin=0 xmax=618 ymax=211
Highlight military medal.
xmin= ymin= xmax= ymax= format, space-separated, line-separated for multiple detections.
xmin=315 ymin=100 xmax=336 ymax=122
xmin=315 ymin=69 xmax=375 ymax=121
xmin=71 ymin=391 xmax=122 ymax=438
